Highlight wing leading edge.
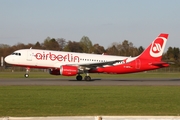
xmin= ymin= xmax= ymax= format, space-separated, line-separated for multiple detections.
xmin=67 ymin=60 xmax=124 ymax=68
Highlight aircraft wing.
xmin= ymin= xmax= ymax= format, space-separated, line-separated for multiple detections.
xmin=67 ymin=60 xmax=124 ymax=68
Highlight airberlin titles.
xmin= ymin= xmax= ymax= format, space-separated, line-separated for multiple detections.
xmin=34 ymin=51 xmax=127 ymax=64
xmin=35 ymin=52 xmax=80 ymax=62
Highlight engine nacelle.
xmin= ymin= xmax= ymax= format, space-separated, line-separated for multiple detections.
xmin=49 ymin=65 xmax=78 ymax=76
xmin=60 ymin=65 xmax=78 ymax=76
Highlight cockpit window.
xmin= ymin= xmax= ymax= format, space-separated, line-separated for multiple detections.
xmin=11 ymin=52 xmax=21 ymax=56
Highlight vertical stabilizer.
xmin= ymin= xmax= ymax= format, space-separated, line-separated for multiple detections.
xmin=138 ymin=33 xmax=169 ymax=61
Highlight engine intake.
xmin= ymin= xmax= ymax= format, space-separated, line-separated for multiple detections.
xmin=49 ymin=69 xmax=60 ymax=75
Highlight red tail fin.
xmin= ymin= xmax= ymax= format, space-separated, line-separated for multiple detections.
xmin=138 ymin=33 xmax=169 ymax=61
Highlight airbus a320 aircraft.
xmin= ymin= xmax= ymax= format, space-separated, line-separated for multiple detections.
xmin=5 ymin=33 xmax=169 ymax=81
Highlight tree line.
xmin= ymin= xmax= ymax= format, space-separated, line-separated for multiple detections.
xmin=0 ymin=36 xmax=179 ymax=67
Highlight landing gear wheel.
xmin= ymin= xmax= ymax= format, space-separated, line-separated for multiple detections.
xmin=84 ymin=76 xmax=91 ymax=81
xmin=76 ymin=75 xmax=83 ymax=81
xmin=24 ymin=74 xmax=29 ymax=78
xmin=24 ymin=67 xmax=30 ymax=78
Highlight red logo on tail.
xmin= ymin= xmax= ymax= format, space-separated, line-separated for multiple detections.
xmin=150 ymin=37 xmax=166 ymax=57
xmin=152 ymin=42 xmax=163 ymax=53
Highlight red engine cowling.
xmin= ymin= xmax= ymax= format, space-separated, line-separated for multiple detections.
xmin=60 ymin=65 xmax=78 ymax=76
xmin=49 ymin=65 xmax=78 ymax=76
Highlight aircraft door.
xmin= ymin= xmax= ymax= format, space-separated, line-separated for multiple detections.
xmin=27 ymin=50 xmax=32 ymax=61
xmin=135 ymin=59 xmax=141 ymax=69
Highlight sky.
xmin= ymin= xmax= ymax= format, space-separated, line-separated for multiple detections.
xmin=0 ymin=0 xmax=180 ymax=51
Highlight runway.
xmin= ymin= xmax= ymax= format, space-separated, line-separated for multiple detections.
xmin=0 ymin=78 xmax=180 ymax=86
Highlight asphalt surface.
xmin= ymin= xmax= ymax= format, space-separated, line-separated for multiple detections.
xmin=0 ymin=78 xmax=180 ymax=86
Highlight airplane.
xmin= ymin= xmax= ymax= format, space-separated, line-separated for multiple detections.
xmin=4 ymin=33 xmax=169 ymax=81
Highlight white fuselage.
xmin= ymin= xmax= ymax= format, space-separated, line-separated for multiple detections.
xmin=5 ymin=49 xmax=136 ymax=69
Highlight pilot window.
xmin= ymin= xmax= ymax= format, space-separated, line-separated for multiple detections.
xmin=11 ymin=52 xmax=21 ymax=56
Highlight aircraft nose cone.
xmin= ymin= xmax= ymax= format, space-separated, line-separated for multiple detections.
xmin=4 ymin=56 xmax=12 ymax=64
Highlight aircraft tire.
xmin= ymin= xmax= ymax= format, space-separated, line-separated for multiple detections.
xmin=76 ymin=75 xmax=82 ymax=81
xmin=24 ymin=74 xmax=29 ymax=78
xmin=84 ymin=76 xmax=91 ymax=81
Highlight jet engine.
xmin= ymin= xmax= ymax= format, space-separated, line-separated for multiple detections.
xmin=49 ymin=65 xmax=79 ymax=76
xmin=60 ymin=65 xmax=78 ymax=76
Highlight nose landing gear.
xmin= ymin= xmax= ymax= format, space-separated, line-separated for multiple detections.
xmin=24 ymin=67 xmax=30 ymax=78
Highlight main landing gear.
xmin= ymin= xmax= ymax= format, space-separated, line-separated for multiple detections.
xmin=76 ymin=74 xmax=91 ymax=81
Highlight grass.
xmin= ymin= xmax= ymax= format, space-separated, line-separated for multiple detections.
xmin=0 ymin=86 xmax=180 ymax=116
xmin=0 ymin=72 xmax=180 ymax=116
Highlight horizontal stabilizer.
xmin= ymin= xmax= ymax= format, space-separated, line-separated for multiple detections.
xmin=151 ymin=62 xmax=169 ymax=67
